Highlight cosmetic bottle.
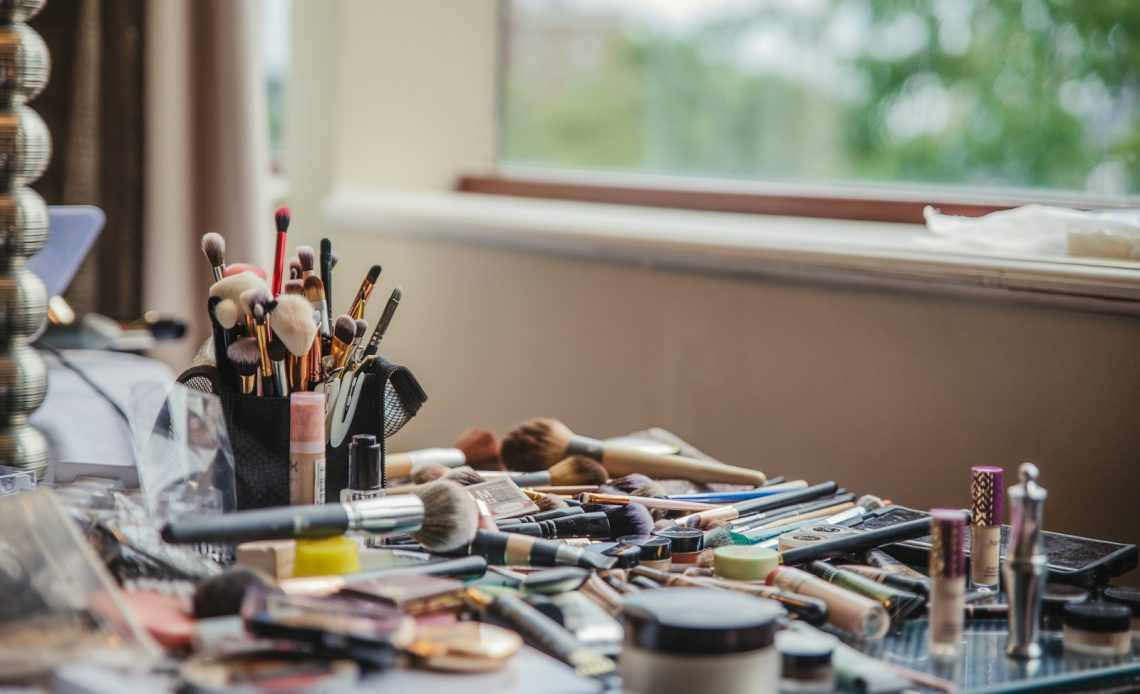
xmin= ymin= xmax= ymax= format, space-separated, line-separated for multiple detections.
xmin=289 ymin=392 xmax=326 ymax=505
xmin=620 ymin=587 xmax=781 ymax=694
xmin=618 ymin=535 xmax=671 ymax=571
xmin=928 ymin=508 xmax=967 ymax=658
xmin=1004 ymin=462 xmax=1047 ymax=659
xmin=969 ymin=466 xmax=1003 ymax=593
xmin=1062 ymin=602 xmax=1132 ymax=657
xmin=341 ymin=435 xmax=384 ymax=503
xmin=651 ymin=527 xmax=703 ymax=565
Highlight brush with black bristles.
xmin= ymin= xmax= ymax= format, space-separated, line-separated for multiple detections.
xmin=361 ymin=286 xmax=401 ymax=359
xmin=500 ymin=503 xmax=653 ymax=540
xmin=271 ymin=206 xmax=290 ymax=297
xmin=501 ymin=417 xmax=766 ymax=485
xmin=329 ymin=314 xmax=357 ymax=370
xmin=200 ymin=232 xmax=226 ymax=282
xmin=347 ymin=318 xmax=368 ymax=368
xmin=524 ymin=490 xmax=571 ymax=512
xmin=347 ymin=264 xmax=382 ymax=320
xmin=244 ymin=289 xmax=276 ymax=384
xmin=227 ymin=337 xmax=261 ymax=395
xmin=303 ymin=275 xmax=330 ymax=338
xmin=162 ymin=480 xmax=479 ymax=552
xmin=267 ymin=336 xmax=290 ymax=395
xmin=297 ymin=244 xmax=316 ymax=278
xmin=206 ymin=296 xmax=235 ymax=385
xmin=482 ymin=457 xmax=607 ymax=488
xmin=320 ymin=238 xmax=333 ymax=307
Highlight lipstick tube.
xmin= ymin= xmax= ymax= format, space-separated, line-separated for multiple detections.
xmin=1004 ymin=462 xmax=1048 ymax=659
xmin=970 ymin=466 xmax=1003 ymax=592
xmin=928 ymin=508 xmax=967 ymax=658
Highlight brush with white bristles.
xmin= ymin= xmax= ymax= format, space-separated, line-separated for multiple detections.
xmin=297 ymin=245 xmax=316 ymax=278
xmin=200 ymin=232 xmax=226 ymax=282
xmin=209 ymin=272 xmax=268 ymax=330
xmin=270 ymin=294 xmax=320 ymax=391
xmin=501 ymin=418 xmax=766 ymax=486
xmin=162 ymin=480 xmax=479 ymax=553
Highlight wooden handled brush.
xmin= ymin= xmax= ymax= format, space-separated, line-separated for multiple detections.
xmin=501 ymin=418 xmax=766 ymax=486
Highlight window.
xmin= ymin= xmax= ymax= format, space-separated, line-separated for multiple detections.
xmin=262 ymin=0 xmax=291 ymax=178
xmin=499 ymin=0 xmax=1139 ymax=204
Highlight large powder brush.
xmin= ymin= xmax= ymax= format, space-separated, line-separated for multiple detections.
xmin=501 ymin=418 xmax=766 ymax=486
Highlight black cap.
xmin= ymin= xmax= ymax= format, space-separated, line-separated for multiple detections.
xmin=1063 ymin=602 xmax=1132 ymax=633
xmin=347 ymin=434 xmax=381 ymax=491
xmin=778 ymin=632 xmax=834 ymax=672
xmin=653 ymin=526 xmax=704 ymax=553
xmin=1104 ymin=587 xmax=1140 ymax=617
xmin=1041 ymin=583 xmax=1089 ymax=629
xmin=622 ymin=587 xmax=781 ymax=655
xmin=618 ymin=535 xmax=670 ymax=561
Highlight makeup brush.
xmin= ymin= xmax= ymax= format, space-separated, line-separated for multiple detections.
xmin=361 ymin=286 xmax=401 ymax=359
xmin=502 ymin=504 xmax=653 ymax=540
xmin=283 ymin=279 xmax=304 ymax=295
xmin=267 ymin=336 xmax=289 ymax=395
xmin=347 ymin=264 xmax=382 ymax=320
xmin=209 ymin=272 xmax=268 ymax=326
xmin=162 ymin=480 xmax=478 ymax=552
xmin=303 ymin=275 xmax=330 ymax=337
xmin=200 ymin=232 xmax=226 ymax=282
xmin=484 ymin=457 xmax=608 ymax=488
xmin=206 ymin=297 xmax=233 ymax=384
xmin=453 ymin=427 xmax=505 ymax=471
xmin=246 ymin=295 xmax=275 ymax=380
xmin=385 ymin=467 xmax=487 ymax=495
xmin=227 ymin=337 xmax=261 ymax=395
xmin=385 ymin=449 xmax=468 ymax=478
xmin=330 ymin=314 xmax=356 ymax=370
xmin=271 ymin=206 xmax=290 ymax=296
xmin=347 ymin=318 xmax=368 ymax=367
xmin=319 ymin=238 xmax=333 ymax=306
xmin=296 ymin=245 xmax=315 ymax=278
xmin=442 ymin=530 xmax=617 ymax=570
xmin=598 ymin=473 xmax=654 ymax=495
xmin=497 ymin=507 xmax=585 ymax=526
xmin=329 ymin=250 xmax=341 ymax=269
xmin=307 ymin=310 xmax=324 ymax=385
xmin=673 ymin=481 xmax=839 ymax=529
xmin=576 ymin=492 xmax=719 ymax=513
xmin=410 ymin=462 xmax=448 ymax=484
xmin=270 ymin=294 xmax=320 ymax=357
xmin=224 ymin=263 xmax=269 ymax=281
xmin=288 ymin=258 xmax=302 ymax=280
xmin=501 ymin=418 xmax=766 ymax=485
xmin=522 ymin=489 xmax=570 ymax=512
xmin=213 ymin=298 xmax=241 ymax=331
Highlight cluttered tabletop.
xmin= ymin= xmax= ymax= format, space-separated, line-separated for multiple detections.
xmin=3 ymin=218 xmax=1139 ymax=693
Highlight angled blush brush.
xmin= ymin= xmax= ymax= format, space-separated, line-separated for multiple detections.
xmin=501 ymin=417 xmax=766 ymax=485
xmin=271 ymin=206 xmax=290 ymax=296
xmin=347 ymin=264 xmax=382 ymax=320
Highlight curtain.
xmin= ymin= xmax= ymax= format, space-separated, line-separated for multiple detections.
xmin=32 ymin=0 xmax=146 ymax=320
xmin=145 ymin=0 xmax=271 ymax=368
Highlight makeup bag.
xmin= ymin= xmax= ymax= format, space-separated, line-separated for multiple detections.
xmin=177 ymin=357 xmax=427 ymax=509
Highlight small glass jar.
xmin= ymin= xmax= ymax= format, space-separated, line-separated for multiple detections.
xmin=1103 ymin=587 xmax=1140 ymax=641
xmin=621 ymin=587 xmax=781 ymax=694
xmin=619 ymin=535 xmax=671 ymax=572
xmin=1063 ymin=602 xmax=1132 ymax=657
xmin=777 ymin=631 xmax=836 ymax=694
xmin=652 ymin=527 xmax=703 ymax=565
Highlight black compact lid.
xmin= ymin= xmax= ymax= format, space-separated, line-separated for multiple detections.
xmin=622 ymin=587 xmax=781 ymax=655
xmin=1104 ymin=587 xmax=1140 ymax=616
xmin=653 ymin=527 xmax=704 ymax=553
xmin=777 ymin=632 xmax=834 ymax=671
xmin=1042 ymin=583 xmax=1089 ymax=616
xmin=619 ymin=535 xmax=671 ymax=561
xmin=1063 ymin=602 xmax=1132 ymax=633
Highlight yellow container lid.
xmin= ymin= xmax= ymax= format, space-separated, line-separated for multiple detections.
xmin=293 ymin=536 xmax=361 ymax=577
xmin=713 ymin=545 xmax=779 ymax=581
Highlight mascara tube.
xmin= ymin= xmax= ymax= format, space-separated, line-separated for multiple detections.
xmin=929 ymin=509 xmax=968 ymax=658
xmin=290 ymin=392 xmax=327 ymax=505
xmin=806 ymin=562 xmax=926 ymax=625
xmin=768 ymin=566 xmax=890 ymax=640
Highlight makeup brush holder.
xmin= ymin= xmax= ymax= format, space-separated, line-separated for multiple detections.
xmin=177 ymin=358 xmax=427 ymax=509
xmin=0 ymin=0 xmax=51 ymax=480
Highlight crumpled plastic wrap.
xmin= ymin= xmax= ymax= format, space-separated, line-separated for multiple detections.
xmin=922 ymin=204 xmax=1140 ymax=259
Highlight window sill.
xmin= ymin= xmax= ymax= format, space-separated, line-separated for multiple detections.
xmin=322 ymin=188 xmax=1140 ymax=315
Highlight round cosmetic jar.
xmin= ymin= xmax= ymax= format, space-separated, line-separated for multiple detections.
xmin=1103 ymin=587 xmax=1140 ymax=641
xmin=714 ymin=546 xmax=779 ymax=582
xmin=777 ymin=631 xmax=836 ymax=694
xmin=1041 ymin=583 xmax=1089 ymax=631
xmin=620 ymin=587 xmax=782 ymax=694
xmin=619 ymin=535 xmax=671 ymax=572
xmin=652 ymin=527 xmax=703 ymax=565
xmin=1062 ymin=602 xmax=1132 ymax=657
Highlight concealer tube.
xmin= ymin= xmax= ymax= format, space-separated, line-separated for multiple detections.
xmin=834 ymin=565 xmax=930 ymax=596
xmin=289 ymin=392 xmax=327 ymax=505
xmin=969 ymin=466 xmax=1003 ymax=593
xmin=862 ymin=548 xmax=926 ymax=579
xmin=806 ymin=562 xmax=925 ymax=625
xmin=768 ymin=566 xmax=890 ymax=640
xmin=928 ymin=508 xmax=967 ymax=658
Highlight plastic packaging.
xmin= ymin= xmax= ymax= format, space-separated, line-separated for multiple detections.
xmin=923 ymin=204 xmax=1140 ymax=258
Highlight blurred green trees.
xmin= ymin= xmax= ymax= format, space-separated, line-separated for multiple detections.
xmin=503 ymin=0 xmax=1139 ymax=196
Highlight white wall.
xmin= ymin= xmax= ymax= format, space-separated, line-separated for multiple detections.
xmin=288 ymin=1 xmax=1140 ymax=579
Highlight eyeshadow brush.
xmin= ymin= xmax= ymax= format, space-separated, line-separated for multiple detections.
xmin=673 ymin=481 xmax=839 ymax=529
xmin=361 ymin=286 xmax=402 ymax=359
xmin=347 ymin=264 xmax=382 ymax=320
xmin=200 ymin=232 xmax=226 ymax=282
xmin=271 ymin=207 xmax=290 ymax=296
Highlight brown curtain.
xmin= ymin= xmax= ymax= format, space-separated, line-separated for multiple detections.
xmin=31 ymin=0 xmax=146 ymax=320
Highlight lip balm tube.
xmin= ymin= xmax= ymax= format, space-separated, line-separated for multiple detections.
xmin=929 ymin=508 xmax=967 ymax=658
xmin=289 ymin=392 xmax=327 ymax=505
xmin=969 ymin=467 xmax=1003 ymax=592
xmin=768 ymin=566 xmax=890 ymax=640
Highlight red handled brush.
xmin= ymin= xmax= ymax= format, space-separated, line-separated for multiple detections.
xmin=271 ymin=207 xmax=291 ymax=297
